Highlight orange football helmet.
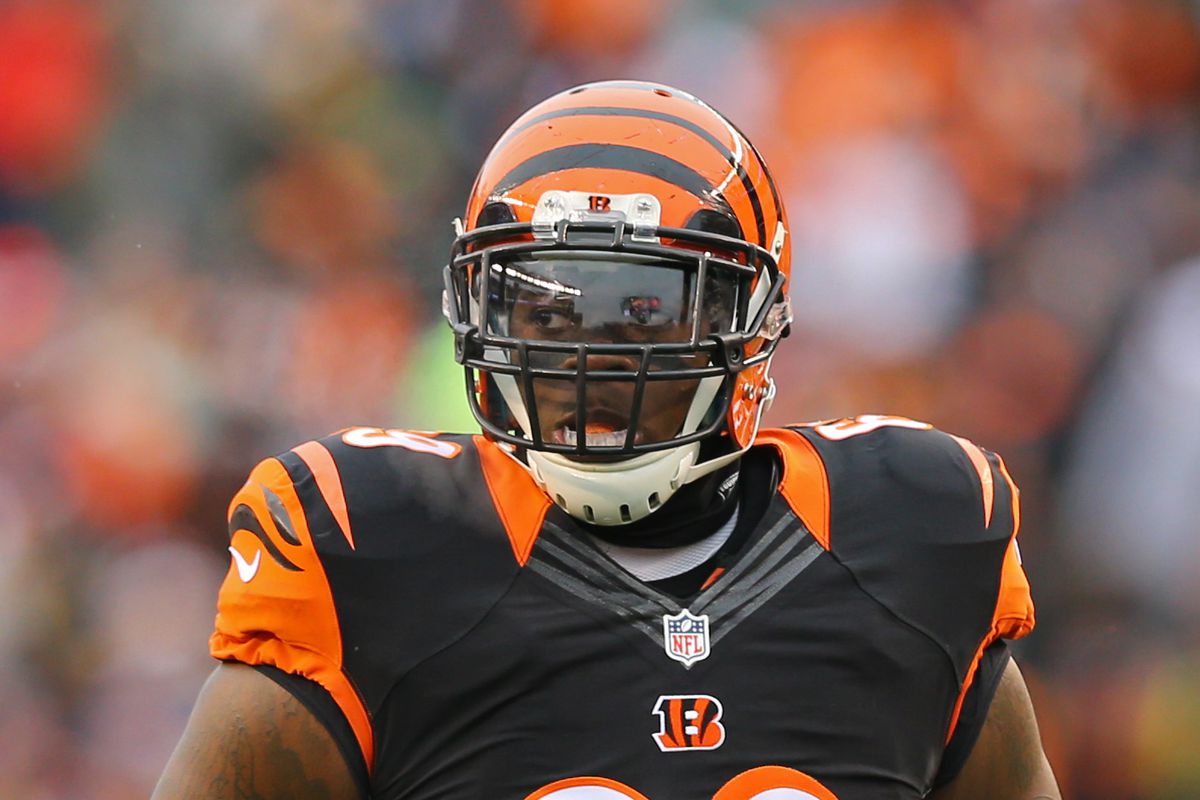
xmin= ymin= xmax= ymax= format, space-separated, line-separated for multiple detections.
xmin=444 ymin=80 xmax=791 ymax=525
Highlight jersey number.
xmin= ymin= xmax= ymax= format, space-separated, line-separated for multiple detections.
xmin=341 ymin=427 xmax=462 ymax=458
xmin=527 ymin=767 xmax=839 ymax=799
xmin=813 ymin=414 xmax=930 ymax=441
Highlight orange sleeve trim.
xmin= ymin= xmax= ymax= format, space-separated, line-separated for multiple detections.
xmin=944 ymin=453 xmax=1035 ymax=742
xmin=755 ymin=429 xmax=831 ymax=550
xmin=474 ymin=436 xmax=551 ymax=565
xmin=210 ymin=633 xmax=374 ymax=773
xmin=950 ymin=435 xmax=995 ymax=528
xmin=292 ymin=441 xmax=355 ymax=550
xmin=996 ymin=454 xmax=1022 ymax=539
xmin=944 ymin=637 xmax=988 ymax=744
xmin=992 ymin=453 xmax=1034 ymax=636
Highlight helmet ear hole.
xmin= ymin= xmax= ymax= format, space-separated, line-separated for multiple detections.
xmin=476 ymin=201 xmax=516 ymax=228
xmin=684 ymin=208 xmax=743 ymax=240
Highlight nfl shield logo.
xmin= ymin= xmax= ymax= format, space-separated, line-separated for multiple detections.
xmin=662 ymin=609 xmax=711 ymax=667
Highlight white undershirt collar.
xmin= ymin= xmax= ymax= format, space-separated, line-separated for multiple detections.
xmin=588 ymin=504 xmax=739 ymax=582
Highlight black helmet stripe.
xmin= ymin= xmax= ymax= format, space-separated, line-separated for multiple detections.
xmin=495 ymin=106 xmax=767 ymax=246
xmin=729 ymin=117 xmax=784 ymax=238
xmin=490 ymin=143 xmax=716 ymax=204
xmin=731 ymin=158 xmax=767 ymax=247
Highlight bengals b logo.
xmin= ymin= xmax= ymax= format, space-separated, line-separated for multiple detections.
xmin=652 ymin=694 xmax=726 ymax=751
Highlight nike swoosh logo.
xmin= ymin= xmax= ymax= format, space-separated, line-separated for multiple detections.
xmin=228 ymin=546 xmax=262 ymax=582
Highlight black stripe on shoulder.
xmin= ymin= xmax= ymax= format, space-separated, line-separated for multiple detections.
xmin=228 ymin=503 xmax=303 ymax=571
xmin=490 ymin=143 xmax=715 ymax=201
xmin=261 ymin=484 xmax=301 ymax=546
xmin=276 ymin=450 xmax=352 ymax=554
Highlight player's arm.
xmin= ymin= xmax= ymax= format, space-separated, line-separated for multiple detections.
xmin=929 ymin=658 xmax=1060 ymax=800
xmin=152 ymin=663 xmax=360 ymax=800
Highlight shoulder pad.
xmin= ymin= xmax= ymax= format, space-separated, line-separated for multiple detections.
xmin=772 ymin=418 xmax=1035 ymax=681
xmin=212 ymin=451 xmax=374 ymax=770
xmin=216 ymin=429 xmax=538 ymax=758
xmin=274 ymin=427 xmax=472 ymax=555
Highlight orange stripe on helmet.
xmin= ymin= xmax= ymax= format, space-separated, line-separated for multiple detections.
xmin=488 ymin=142 xmax=717 ymax=203
xmin=488 ymin=104 xmax=769 ymax=245
xmin=500 ymin=81 xmax=742 ymax=151
xmin=495 ymin=106 xmax=737 ymax=170
xmin=469 ymin=81 xmax=776 ymax=248
xmin=486 ymin=168 xmax=732 ymax=254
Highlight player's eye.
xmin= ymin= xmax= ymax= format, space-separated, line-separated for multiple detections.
xmin=530 ymin=303 xmax=574 ymax=331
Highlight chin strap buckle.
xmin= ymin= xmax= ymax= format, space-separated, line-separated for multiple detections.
xmin=761 ymin=296 xmax=793 ymax=341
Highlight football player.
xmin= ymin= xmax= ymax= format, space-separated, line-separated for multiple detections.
xmin=155 ymin=81 xmax=1060 ymax=799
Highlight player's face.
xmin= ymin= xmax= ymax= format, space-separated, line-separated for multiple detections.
xmin=487 ymin=255 xmax=736 ymax=452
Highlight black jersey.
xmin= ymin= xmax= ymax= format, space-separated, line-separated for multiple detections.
xmin=212 ymin=418 xmax=1034 ymax=800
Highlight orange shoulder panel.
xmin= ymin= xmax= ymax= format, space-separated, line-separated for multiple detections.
xmin=992 ymin=454 xmax=1035 ymax=639
xmin=474 ymin=436 xmax=551 ymax=565
xmin=754 ymin=428 xmax=832 ymax=549
xmin=210 ymin=455 xmax=374 ymax=772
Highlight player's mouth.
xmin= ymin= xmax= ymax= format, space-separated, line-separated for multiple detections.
xmin=550 ymin=410 xmax=640 ymax=447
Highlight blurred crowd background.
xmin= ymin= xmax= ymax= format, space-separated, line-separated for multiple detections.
xmin=1 ymin=0 xmax=1199 ymax=796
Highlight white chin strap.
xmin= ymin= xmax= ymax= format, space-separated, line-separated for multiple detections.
xmin=525 ymin=437 xmax=748 ymax=527
xmin=518 ymin=365 xmax=777 ymax=527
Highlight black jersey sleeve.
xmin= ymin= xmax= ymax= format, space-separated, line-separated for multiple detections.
xmin=789 ymin=419 xmax=1035 ymax=679
xmin=253 ymin=664 xmax=371 ymax=799
xmin=931 ymin=640 xmax=1012 ymax=788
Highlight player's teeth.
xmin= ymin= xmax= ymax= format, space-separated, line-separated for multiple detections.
xmin=588 ymin=429 xmax=627 ymax=446
xmin=561 ymin=428 xmax=628 ymax=446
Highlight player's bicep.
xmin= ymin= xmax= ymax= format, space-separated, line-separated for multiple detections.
xmin=153 ymin=663 xmax=361 ymax=800
xmin=930 ymin=659 xmax=1060 ymax=800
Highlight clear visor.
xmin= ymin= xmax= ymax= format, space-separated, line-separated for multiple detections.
xmin=472 ymin=254 xmax=739 ymax=451
xmin=479 ymin=254 xmax=738 ymax=345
